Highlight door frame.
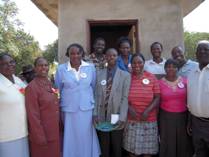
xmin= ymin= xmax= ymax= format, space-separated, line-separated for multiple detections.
xmin=87 ymin=19 xmax=140 ymax=53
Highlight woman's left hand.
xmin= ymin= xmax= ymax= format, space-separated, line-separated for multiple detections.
xmin=140 ymin=110 xmax=149 ymax=121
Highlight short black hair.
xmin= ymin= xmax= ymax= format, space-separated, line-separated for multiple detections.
xmin=105 ymin=48 xmax=118 ymax=55
xmin=131 ymin=53 xmax=145 ymax=64
xmin=150 ymin=42 xmax=163 ymax=50
xmin=117 ymin=36 xmax=132 ymax=48
xmin=93 ymin=37 xmax=105 ymax=45
xmin=34 ymin=57 xmax=47 ymax=66
xmin=65 ymin=43 xmax=84 ymax=57
xmin=0 ymin=52 xmax=12 ymax=61
xmin=164 ymin=58 xmax=178 ymax=69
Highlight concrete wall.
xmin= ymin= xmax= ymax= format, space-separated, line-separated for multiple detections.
xmin=58 ymin=0 xmax=184 ymax=63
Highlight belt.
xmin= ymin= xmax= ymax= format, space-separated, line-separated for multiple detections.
xmin=196 ymin=117 xmax=209 ymax=122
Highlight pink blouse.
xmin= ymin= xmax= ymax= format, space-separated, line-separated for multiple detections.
xmin=159 ymin=77 xmax=187 ymax=113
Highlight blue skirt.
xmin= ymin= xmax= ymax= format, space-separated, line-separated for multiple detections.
xmin=63 ymin=109 xmax=100 ymax=157
xmin=0 ymin=137 xmax=29 ymax=157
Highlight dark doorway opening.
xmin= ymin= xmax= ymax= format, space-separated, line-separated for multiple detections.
xmin=88 ymin=20 xmax=139 ymax=54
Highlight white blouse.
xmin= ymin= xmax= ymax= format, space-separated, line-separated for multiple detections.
xmin=0 ymin=74 xmax=28 ymax=142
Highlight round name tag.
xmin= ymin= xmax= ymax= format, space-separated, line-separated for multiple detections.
xmin=177 ymin=82 xmax=184 ymax=88
xmin=101 ymin=80 xmax=107 ymax=86
xmin=128 ymin=63 xmax=131 ymax=68
xmin=142 ymin=78 xmax=150 ymax=85
xmin=80 ymin=73 xmax=87 ymax=78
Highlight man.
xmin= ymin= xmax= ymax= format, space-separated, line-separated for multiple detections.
xmin=171 ymin=46 xmax=198 ymax=77
xmin=20 ymin=64 xmax=35 ymax=84
xmin=187 ymin=40 xmax=209 ymax=157
xmin=94 ymin=48 xmax=130 ymax=157
xmin=144 ymin=42 xmax=166 ymax=79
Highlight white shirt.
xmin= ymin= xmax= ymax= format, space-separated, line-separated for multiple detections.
xmin=187 ymin=64 xmax=209 ymax=118
xmin=0 ymin=74 xmax=28 ymax=142
xmin=144 ymin=58 xmax=166 ymax=74
xmin=67 ymin=60 xmax=90 ymax=81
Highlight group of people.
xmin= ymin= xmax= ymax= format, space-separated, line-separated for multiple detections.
xmin=0 ymin=36 xmax=209 ymax=157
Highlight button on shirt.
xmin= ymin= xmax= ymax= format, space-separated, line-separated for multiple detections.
xmin=144 ymin=58 xmax=166 ymax=74
xmin=177 ymin=60 xmax=198 ymax=78
xmin=187 ymin=64 xmax=209 ymax=118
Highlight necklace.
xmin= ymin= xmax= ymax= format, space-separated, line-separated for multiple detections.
xmin=162 ymin=77 xmax=181 ymax=92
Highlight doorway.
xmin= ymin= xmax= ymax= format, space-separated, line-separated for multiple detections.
xmin=87 ymin=20 xmax=139 ymax=54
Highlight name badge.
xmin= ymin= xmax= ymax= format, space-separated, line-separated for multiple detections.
xmin=142 ymin=78 xmax=150 ymax=85
xmin=178 ymin=82 xmax=184 ymax=88
xmin=80 ymin=73 xmax=87 ymax=78
xmin=128 ymin=63 xmax=131 ymax=68
xmin=101 ymin=80 xmax=107 ymax=86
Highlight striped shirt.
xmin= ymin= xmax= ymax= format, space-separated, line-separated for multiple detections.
xmin=128 ymin=71 xmax=160 ymax=122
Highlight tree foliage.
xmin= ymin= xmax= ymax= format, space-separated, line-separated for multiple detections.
xmin=184 ymin=31 xmax=209 ymax=60
xmin=43 ymin=39 xmax=58 ymax=64
xmin=0 ymin=0 xmax=42 ymax=73
xmin=43 ymin=40 xmax=58 ymax=75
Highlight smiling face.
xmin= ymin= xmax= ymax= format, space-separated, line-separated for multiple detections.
xmin=68 ymin=46 xmax=82 ymax=66
xmin=93 ymin=39 xmax=105 ymax=54
xmin=171 ymin=46 xmax=185 ymax=67
xmin=105 ymin=48 xmax=118 ymax=67
xmin=164 ymin=59 xmax=178 ymax=79
xmin=165 ymin=63 xmax=178 ymax=78
xmin=196 ymin=43 xmax=209 ymax=66
xmin=34 ymin=58 xmax=49 ymax=78
xmin=131 ymin=55 xmax=144 ymax=75
xmin=0 ymin=55 xmax=16 ymax=77
xmin=119 ymin=42 xmax=131 ymax=57
xmin=151 ymin=43 xmax=162 ymax=59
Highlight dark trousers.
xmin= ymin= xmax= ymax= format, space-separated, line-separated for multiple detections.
xmin=192 ymin=115 xmax=209 ymax=157
xmin=97 ymin=129 xmax=124 ymax=157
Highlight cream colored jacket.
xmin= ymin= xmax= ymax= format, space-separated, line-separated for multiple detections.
xmin=0 ymin=74 xmax=28 ymax=142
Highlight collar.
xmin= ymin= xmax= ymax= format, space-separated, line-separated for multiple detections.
xmin=67 ymin=60 xmax=89 ymax=71
xmin=0 ymin=74 xmax=13 ymax=87
xmin=194 ymin=63 xmax=209 ymax=72
xmin=0 ymin=74 xmax=25 ymax=88
xmin=107 ymin=66 xmax=117 ymax=78
xmin=185 ymin=60 xmax=191 ymax=65
xmin=149 ymin=58 xmax=166 ymax=65
xmin=118 ymin=54 xmax=132 ymax=62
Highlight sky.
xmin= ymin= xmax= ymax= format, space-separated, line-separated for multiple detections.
xmin=10 ymin=0 xmax=209 ymax=49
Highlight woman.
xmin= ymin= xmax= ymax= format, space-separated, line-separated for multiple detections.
xmin=123 ymin=53 xmax=160 ymax=157
xmin=94 ymin=48 xmax=131 ymax=157
xmin=55 ymin=43 xmax=100 ymax=157
xmin=159 ymin=59 xmax=192 ymax=157
xmin=25 ymin=57 xmax=61 ymax=157
xmin=144 ymin=42 xmax=166 ymax=79
xmin=86 ymin=37 xmax=106 ymax=69
xmin=117 ymin=36 xmax=132 ymax=72
xmin=0 ymin=53 xmax=29 ymax=157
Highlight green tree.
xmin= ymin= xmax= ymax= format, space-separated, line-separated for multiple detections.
xmin=43 ymin=40 xmax=58 ymax=76
xmin=184 ymin=31 xmax=209 ymax=60
xmin=0 ymin=0 xmax=42 ymax=73
xmin=43 ymin=39 xmax=58 ymax=64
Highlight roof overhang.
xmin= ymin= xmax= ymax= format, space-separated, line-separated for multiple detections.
xmin=31 ymin=0 xmax=58 ymax=25
xmin=181 ymin=0 xmax=205 ymax=17
xmin=31 ymin=0 xmax=204 ymax=26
